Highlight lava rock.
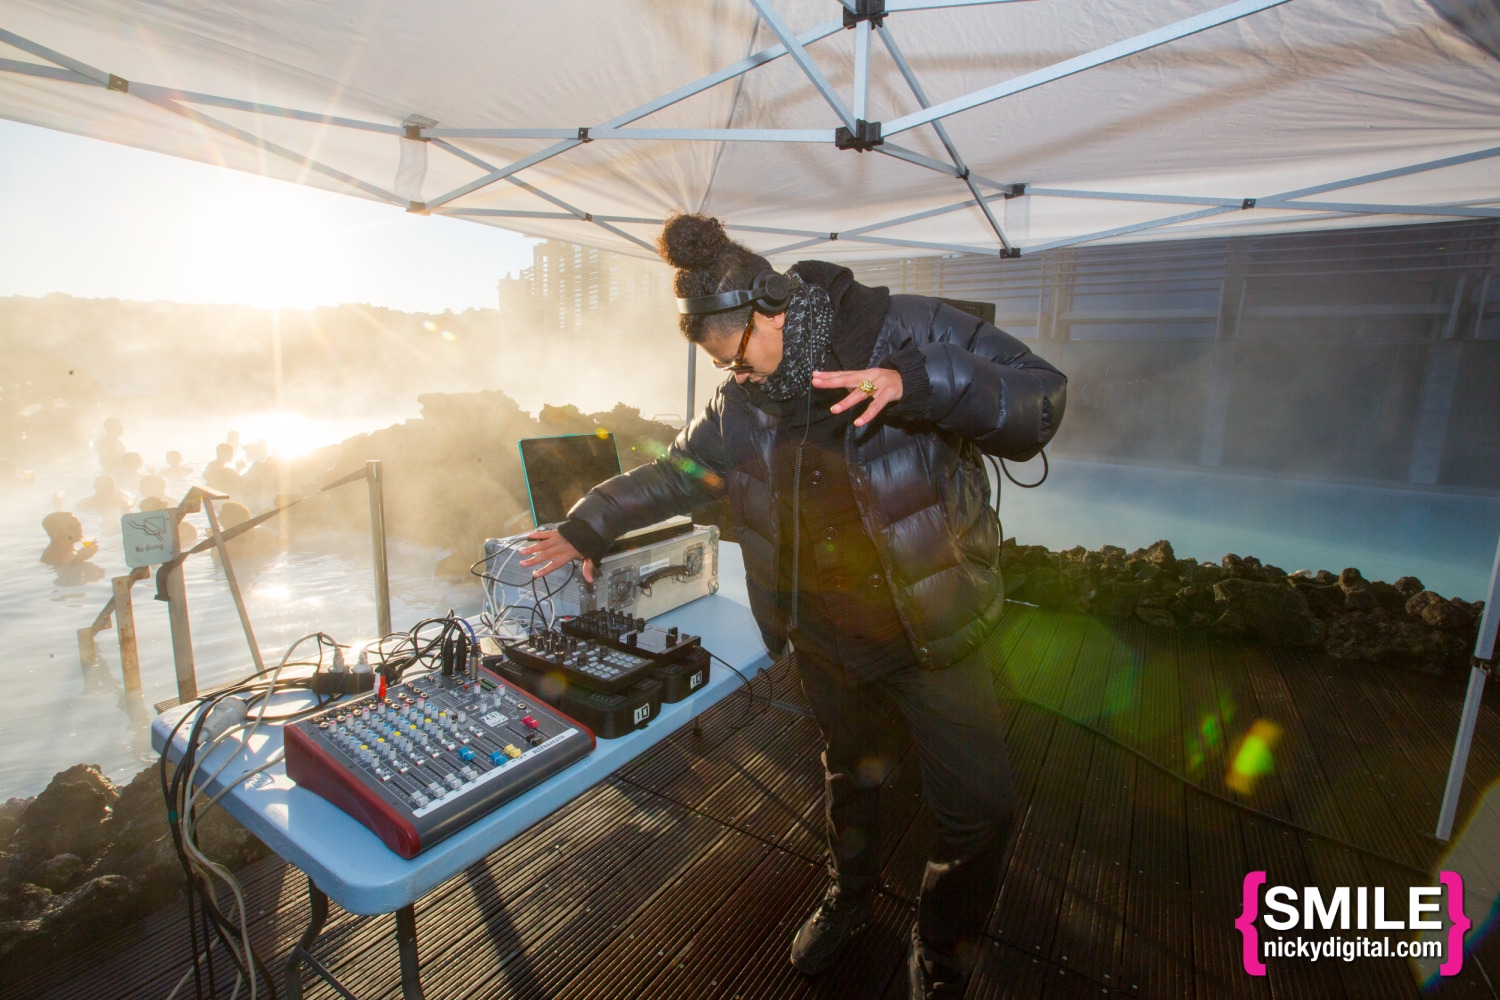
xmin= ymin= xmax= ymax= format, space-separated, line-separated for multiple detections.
xmin=1324 ymin=610 xmax=1469 ymax=675
xmin=1393 ymin=576 xmax=1425 ymax=599
xmin=1137 ymin=605 xmax=1178 ymax=630
xmin=32 ymin=854 xmax=84 ymax=893
xmin=0 ymin=799 xmax=30 ymax=847
xmin=1405 ymin=590 xmax=1445 ymax=617
xmin=1419 ymin=599 xmax=1478 ymax=634
xmin=0 ymin=874 xmax=139 ymax=970
xmin=1368 ymin=581 xmax=1407 ymax=613
xmin=1293 ymin=580 xmax=1347 ymax=619
xmin=1094 ymin=579 xmax=1145 ymax=617
xmin=10 ymin=765 xmax=117 ymax=861
xmin=1212 ymin=578 xmax=1325 ymax=647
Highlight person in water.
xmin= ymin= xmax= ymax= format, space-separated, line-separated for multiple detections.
xmin=76 ymin=474 xmax=131 ymax=516
xmin=212 ymin=501 xmax=278 ymax=562
xmin=203 ymin=443 xmax=243 ymax=495
xmin=95 ymin=417 xmax=126 ymax=475
xmin=137 ymin=474 xmax=171 ymax=508
xmin=139 ymin=495 xmax=198 ymax=548
xmin=163 ymin=451 xmax=193 ymax=479
xmin=40 ymin=511 xmax=105 ymax=585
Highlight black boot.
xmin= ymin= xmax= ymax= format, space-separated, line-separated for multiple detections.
xmin=907 ymin=924 xmax=968 ymax=999
xmin=789 ymin=883 xmax=876 ymax=975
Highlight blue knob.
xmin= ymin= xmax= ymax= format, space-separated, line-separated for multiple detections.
xmin=490 ymin=750 xmax=506 ymax=766
xmin=459 ymin=746 xmax=475 ymax=762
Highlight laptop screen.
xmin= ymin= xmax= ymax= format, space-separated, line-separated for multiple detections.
xmin=518 ymin=433 xmax=623 ymax=527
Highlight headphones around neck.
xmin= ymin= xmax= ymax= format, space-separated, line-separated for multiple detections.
xmin=676 ymin=270 xmax=791 ymax=316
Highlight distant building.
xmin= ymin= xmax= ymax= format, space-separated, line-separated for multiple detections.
xmin=497 ymin=240 xmax=674 ymax=337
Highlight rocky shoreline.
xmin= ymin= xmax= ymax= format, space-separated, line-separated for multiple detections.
xmin=1001 ymin=538 xmax=1484 ymax=675
xmin=0 ymin=540 xmax=1484 ymax=985
xmin=0 ymin=764 xmax=267 ymax=985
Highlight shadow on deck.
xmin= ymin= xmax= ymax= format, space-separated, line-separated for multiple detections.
xmin=13 ymin=605 xmax=1500 ymax=999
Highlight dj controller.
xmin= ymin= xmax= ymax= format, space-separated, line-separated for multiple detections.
xmin=486 ymin=610 xmax=711 ymax=739
xmin=284 ymin=666 xmax=594 ymax=858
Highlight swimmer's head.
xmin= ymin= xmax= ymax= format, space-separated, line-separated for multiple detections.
xmin=139 ymin=475 xmax=168 ymax=499
xmin=43 ymin=511 xmax=83 ymax=544
xmin=166 ymin=450 xmax=184 ymax=466
xmin=93 ymin=474 xmax=117 ymax=493
xmin=226 ymin=431 xmax=240 ymax=447
xmin=120 ymin=452 xmax=143 ymax=473
xmin=103 ymin=417 xmax=123 ymax=435
xmin=216 ymin=443 xmax=233 ymax=461
xmin=219 ymin=501 xmax=252 ymax=528
xmin=139 ymin=496 xmax=169 ymax=512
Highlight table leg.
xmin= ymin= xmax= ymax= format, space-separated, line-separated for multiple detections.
xmin=396 ymin=903 xmax=424 ymax=999
xmin=284 ymin=880 xmax=329 ymax=1000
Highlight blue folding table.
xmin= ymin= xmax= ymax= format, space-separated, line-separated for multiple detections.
xmin=153 ymin=543 xmax=772 ymax=999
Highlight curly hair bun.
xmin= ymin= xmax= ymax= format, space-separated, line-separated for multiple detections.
xmin=658 ymin=213 xmax=732 ymax=270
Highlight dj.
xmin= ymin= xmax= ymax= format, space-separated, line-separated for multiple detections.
xmin=520 ymin=213 xmax=1066 ymax=998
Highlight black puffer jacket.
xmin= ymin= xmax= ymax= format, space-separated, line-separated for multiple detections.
xmin=566 ymin=286 xmax=1067 ymax=668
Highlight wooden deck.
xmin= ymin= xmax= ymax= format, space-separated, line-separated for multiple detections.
xmin=13 ymin=605 xmax=1500 ymax=1000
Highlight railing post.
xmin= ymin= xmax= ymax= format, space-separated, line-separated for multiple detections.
xmin=163 ymin=558 xmax=197 ymax=704
xmin=111 ymin=569 xmax=148 ymax=699
xmin=77 ymin=625 xmax=102 ymax=677
xmin=202 ymin=497 xmax=267 ymax=677
xmin=367 ymin=460 xmax=392 ymax=637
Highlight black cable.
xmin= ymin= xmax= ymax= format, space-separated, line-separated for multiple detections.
xmin=993 ymin=679 xmax=1432 ymax=878
xmin=185 ymin=886 xmax=205 ymax=1000
xmin=1000 ymin=449 xmax=1048 ymax=488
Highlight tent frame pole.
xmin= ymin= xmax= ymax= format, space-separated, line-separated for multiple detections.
xmin=1434 ymin=534 xmax=1500 ymax=841
xmin=881 ymin=0 xmax=1294 ymax=138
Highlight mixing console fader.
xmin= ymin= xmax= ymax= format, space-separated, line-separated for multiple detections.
xmin=284 ymin=669 xmax=594 ymax=857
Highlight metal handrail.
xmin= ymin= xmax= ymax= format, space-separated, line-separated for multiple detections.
xmin=76 ymin=460 xmax=392 ymax=710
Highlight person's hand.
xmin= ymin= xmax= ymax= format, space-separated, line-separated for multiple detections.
xmin=811 ymin=368 xmax=904 ymax=427
xmin=518 ymin=529 xmax=595 ymax=584
xmin=78 ymin=539 xmax=99 ymax=561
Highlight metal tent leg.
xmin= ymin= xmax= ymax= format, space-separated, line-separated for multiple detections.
xmin=1435 ymin=534 xmax=1500 ymax=841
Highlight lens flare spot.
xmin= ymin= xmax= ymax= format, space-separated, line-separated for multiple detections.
xmin=439 ymin=329 xmax=456 ymax=342
xmin=422 ymin=319 xmax=438 ymax=332
xmin=1200 ymin=713 xmax=1222 ymax=749
xmin=1225 ymin=719 xmax=1282 ymax=795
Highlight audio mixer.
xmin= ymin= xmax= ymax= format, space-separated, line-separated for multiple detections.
xmin=284 ymin=668 xmax=594 ymax=858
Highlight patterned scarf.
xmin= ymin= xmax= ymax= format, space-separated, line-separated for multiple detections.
xmin=758 ymin=276 xmax=834 ymax=401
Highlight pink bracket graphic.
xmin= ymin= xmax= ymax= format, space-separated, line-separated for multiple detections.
xmin=1236 ymin=871 xmax=1267 ymax=976
xmin=1439 ymin=871 xmax=1470 ymax=977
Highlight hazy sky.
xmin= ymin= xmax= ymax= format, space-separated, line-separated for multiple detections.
xmin=0 ymin=117 xmax=539 ymax=312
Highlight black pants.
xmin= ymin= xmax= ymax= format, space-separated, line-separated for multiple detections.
xmin=795 ymin=629 xmax=1017 ymax=976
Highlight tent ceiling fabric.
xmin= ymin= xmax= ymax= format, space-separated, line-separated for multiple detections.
xmin=2 ymin=0 xmax=1498 ymax=263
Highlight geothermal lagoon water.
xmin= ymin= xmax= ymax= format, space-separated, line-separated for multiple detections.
xmin=1 ymin=415 xmax=1496 ymax=800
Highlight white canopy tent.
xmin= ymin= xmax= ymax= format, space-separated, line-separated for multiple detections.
xmin=2 ymin=0 xmax=1497 ymax=843
xmin=2 ymin=0 xmax=1499 ymax=263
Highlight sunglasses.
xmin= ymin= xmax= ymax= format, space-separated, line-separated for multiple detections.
xmin=709 ymin=311 xmax=757 ymax=374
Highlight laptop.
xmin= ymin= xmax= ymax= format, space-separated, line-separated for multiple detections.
xmin=517 ymin=432 xmax=694 ymax=555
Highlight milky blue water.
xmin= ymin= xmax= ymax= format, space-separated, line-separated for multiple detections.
xmin=995 ymin=456 xmax=1500 ymax=601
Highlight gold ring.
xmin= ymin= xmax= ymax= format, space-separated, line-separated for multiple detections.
xmin=858 ymin=378 xmax=876 ymax=396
